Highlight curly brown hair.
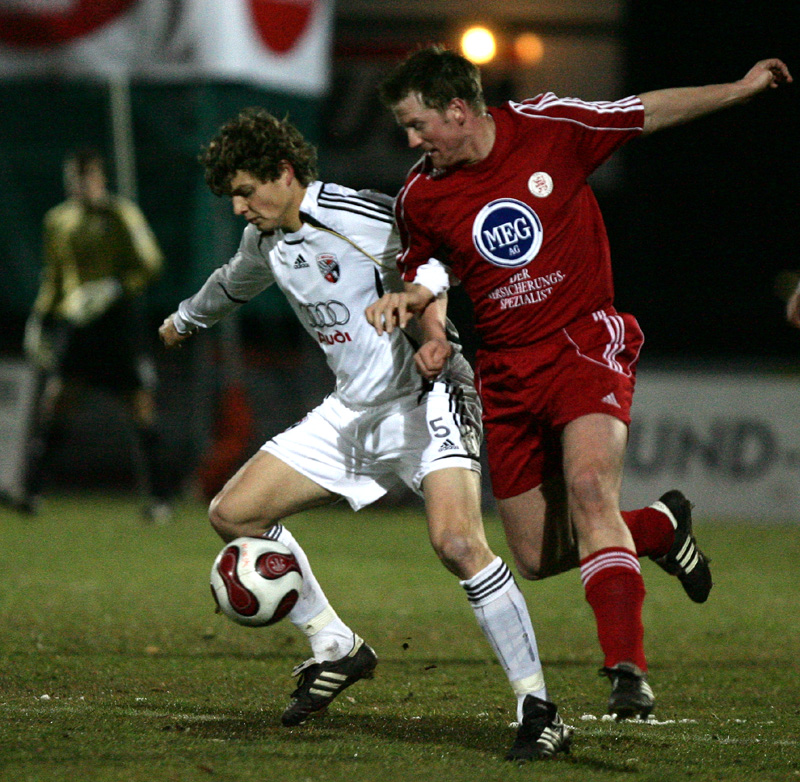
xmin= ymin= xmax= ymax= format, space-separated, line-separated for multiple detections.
xmin=379 ymin=45 xmax=486 ymax=114
xmin=200 ymin=108 xmax=318 ymax=196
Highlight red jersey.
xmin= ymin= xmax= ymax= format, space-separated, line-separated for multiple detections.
xmin=395 ymin=94 xmax=645 ymax=349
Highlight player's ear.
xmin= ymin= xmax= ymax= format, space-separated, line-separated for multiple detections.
xmin=278 ymin=160 xmax=295 ymax=185
xmin=447 ymin=98 xmax=469 ymax=124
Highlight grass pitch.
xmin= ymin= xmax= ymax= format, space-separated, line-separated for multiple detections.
xmin=1 ymin=492 xmax=799 ymax=781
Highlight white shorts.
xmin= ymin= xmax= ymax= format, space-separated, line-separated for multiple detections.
xmin=262 ymin=379 xmax=482 ymax=510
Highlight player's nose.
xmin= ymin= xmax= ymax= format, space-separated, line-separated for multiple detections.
xmin=406 ymin=128 xmax=423 ymax=148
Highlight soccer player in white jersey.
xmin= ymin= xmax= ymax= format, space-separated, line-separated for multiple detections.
xmin=159 ymin=108 xmax=570 ymax=761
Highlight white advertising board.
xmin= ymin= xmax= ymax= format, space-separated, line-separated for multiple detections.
xmin=623 ymin=371 xmax=800 ymax=522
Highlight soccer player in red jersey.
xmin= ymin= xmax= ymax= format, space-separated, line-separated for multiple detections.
xmin=367 ymin=46 xmax=792 ymax=722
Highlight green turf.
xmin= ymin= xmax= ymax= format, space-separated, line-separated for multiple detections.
xmin=1 ymin=492 xmax=799 ymax=781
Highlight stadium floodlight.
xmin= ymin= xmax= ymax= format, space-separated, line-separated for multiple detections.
xmin=514 ymin=33 xmax=545 ymax=66
xmin=460 ymin=26 xmax=497 ymax=65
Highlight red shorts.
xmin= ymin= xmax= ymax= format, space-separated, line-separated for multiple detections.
xmin=475 ymin=308 xmax=644 ymax=500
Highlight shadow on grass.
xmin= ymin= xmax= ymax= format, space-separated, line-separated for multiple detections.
xmin=179 ymin=707 xmax=639 ymax=773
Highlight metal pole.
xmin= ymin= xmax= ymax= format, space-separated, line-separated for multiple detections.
xmin=108 ymin=75 xmax=138 ymax=202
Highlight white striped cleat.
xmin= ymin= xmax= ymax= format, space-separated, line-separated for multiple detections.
xmin=505 ymin=696 xmax=572 ymax=762
xmin=652 ymin=490 xmax=713 ymax=603
xmin=281 ymin=635 xmax=377 ymax=726
xmin=601 ymin=662 xmax=655 ymax=721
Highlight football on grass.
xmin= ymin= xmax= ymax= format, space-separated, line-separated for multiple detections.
xmin=210 ymin=537 xmax=303 ymax=626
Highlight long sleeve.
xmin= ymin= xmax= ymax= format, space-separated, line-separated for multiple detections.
xmin=175 ymin=227 xmax=276 ymax=333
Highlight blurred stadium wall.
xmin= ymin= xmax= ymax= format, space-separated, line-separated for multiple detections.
xmin=0 ymin=1 xmax=797 ymax=517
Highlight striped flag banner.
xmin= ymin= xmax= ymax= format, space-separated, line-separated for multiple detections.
xmin=0 ymin=0 xmax=333 ymax=95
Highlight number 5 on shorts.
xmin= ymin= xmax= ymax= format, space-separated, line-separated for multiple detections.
xmin=429 ymin=416 xmax=451 ymax=438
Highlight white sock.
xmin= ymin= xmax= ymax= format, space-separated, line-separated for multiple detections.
xmin=264 ymin=524 xmax=355 ymax=662
xmin=460 ymin=556 xmax=547 ymax=722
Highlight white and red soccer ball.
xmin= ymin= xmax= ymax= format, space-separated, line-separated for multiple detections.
xmin=210 ymin=538 xmax=302 ymax=627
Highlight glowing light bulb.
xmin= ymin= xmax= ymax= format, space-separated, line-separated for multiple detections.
xmin=461 ymin=26 xmax=497 ymax=65
xmin=514 ymin=33 xmax=545 ymax=65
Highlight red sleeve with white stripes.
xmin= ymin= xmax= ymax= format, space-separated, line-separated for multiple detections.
xmin=510 ymin=93 xmax=645 ymax=175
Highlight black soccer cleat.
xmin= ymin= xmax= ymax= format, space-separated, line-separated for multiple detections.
xmin=652 ymin=490 xmax=713 ymax=603
xmin=281 ymin=635 xmax=377 ymax=727
xmin=505 ymin=695 xmax=572 ymax=762
xmin=600 ymin=662 xmax=654 ymax=721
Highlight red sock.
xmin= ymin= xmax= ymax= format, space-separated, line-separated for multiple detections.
xmin=622 ymin=507 xmax=675 ymax=558
xmin=581 ymin=547 xmax=647 ymax=671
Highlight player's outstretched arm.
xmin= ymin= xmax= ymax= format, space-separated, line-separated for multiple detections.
xmin=365 ymin=282 xmax=435 ymax=336
xmin=787 ymin=282 xmax=800 ymax=329
xmin=639 ymin=58 xmax=792 ymax=136
xmin=159 ymin=313 xmax=194 ymax=348
xmin=415 ymin=294 xmax=452 ymax=380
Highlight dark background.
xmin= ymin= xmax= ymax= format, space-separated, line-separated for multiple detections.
xmin=1 ymin=1 xmax=797 ymax=496
xmin=2 ymin=2 xmax=798 ymax=362
xmin=616 ymin=1 xmax=799 ymax=361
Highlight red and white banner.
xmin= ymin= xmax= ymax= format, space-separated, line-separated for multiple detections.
xmin=0 ymin=0 xmax=333 ymax=95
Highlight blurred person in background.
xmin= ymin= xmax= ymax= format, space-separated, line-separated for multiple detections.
xmin=10 ymin=148 xmax=173 ymax=522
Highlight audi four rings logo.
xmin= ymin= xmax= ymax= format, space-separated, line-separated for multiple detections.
xmin=299 ymin=300 xmax=351 ymax=328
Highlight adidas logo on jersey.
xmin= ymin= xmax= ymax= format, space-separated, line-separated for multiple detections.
xmin=294 ymin=254 xmax=309 ymax=269
xmin=601 ymin=392 xmax=620 ymax=407
xmin=438 ymin=438 xmax=459 ymax=452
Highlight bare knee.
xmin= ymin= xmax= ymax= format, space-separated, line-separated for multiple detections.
xmin=208 ymin=492 xmax=237 ymax=541
xmin=568 ymin=467 xmax=616 ymax=517
xmin=208 ymin=490 xmax=277 ymax=543
xmin=430 ymin=530 xmax=492 ymax=580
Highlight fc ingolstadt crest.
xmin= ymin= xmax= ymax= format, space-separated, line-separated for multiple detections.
xmin=317 ymin=253 xmax=340 ymax=283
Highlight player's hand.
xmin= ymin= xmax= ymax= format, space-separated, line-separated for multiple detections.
xmin=365 ymin=292 xmax=413 ymax=336
xmin=739 ymin=58 xmax=793 ymax=95
xmin=414 ymin=337 xmax=452 ymax=380
xmin=787 ymin=286 xmax=800 ymax=328
xmin=366 ymin=284 xmax=436 ymax=336
xmin=159 ymin=314 xmax=193 ymax=348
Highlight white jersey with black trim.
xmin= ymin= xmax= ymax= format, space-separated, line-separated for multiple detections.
xmin=175 ymin=181 xmax=466 ymax=408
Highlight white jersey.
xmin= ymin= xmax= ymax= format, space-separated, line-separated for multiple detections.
xmin=174 ymin=181 xmax=468 ymax=408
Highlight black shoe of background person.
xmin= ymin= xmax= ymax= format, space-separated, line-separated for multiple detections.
xmin=0 ymin=489 xmax=40 ymax=516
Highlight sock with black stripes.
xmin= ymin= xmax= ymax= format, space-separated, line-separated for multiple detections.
xmin=460 ymin=556 xmax=547 ymax=722
xmin=264 ymin=524 xmax=355 ymax=663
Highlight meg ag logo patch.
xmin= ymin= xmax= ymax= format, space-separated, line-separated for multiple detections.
xmin=472 ymin=198 xmax=543 ymax=269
